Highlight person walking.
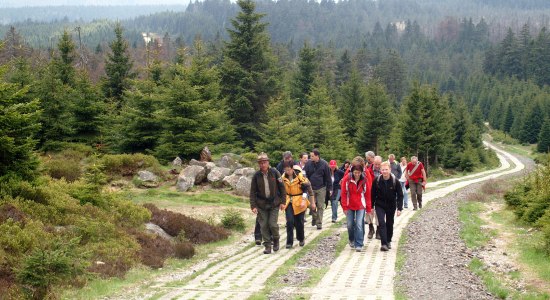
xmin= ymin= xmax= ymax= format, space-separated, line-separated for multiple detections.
xmin=405 ymin=156 xmax=427 ymax=210
xmin=282 ymin=163 xmax=315 ymax=248
xmin=250 ymin=153 xmax=287 ymax=254
xmin=341 ymin=165 xmax=372 ymax=252
xmin=276 ymin=151 xmax=296 ymax=175
xmin=304 ymin=148 xmax=332 ymax=230
xmin=329 ymin=160 xmax=345 ymax=223
xmin=372 ymin=162 xmax=403 ymax=251
xmin=388 ymin=154 xmax=402 ymax=180
xmin=399 ymin=157 xmax=409 ymax=209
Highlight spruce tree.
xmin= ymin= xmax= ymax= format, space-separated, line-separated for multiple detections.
xmin=521 ymin=102 xmax=544 ymax=144
xmin=102 ymin=23 xmax=135 ymax=108
xmin=355 ymin=80 xmax=393 ymax=154
xmin=72 ymin=72 xmax=105 ymax=142
xmin=54 ymin=30 xmax=76 ymax=86
xmin=291 ymin=41 xmax=317 ymax=115
xmin=537 ymin=118 xmax=550 ymax=153
xmin=338 ymin=68 xmax=367 ymax=140
xmin=220 ymin=0 xmax=279 ymax=149
xmin=374 ymin=49 xmax=406 ymax=103
xmin=335 ymin=49 xmax=352 ymax=86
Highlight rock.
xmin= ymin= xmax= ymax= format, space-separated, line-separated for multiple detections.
xmin=138 ymin=170 xmax=158 ymax=183
xmin=205 ymin=162 xmax=216 ymax=176
xmin=189 ymin=159 xmax=207 ymax=167
xmin=208 ymin=167 xmax=231 ymax=184
xmin=177 ymin=165 xmax=206 ymax=191
xmin=176 ymin=176 xmax=194 ymax=192
xmin=223 ymin=174 xmax=240 ymax=189
xmin=235 ymin=176 xmax=252 ymax=196
xmin=200 ymin=146 xmax=212 ymax=162
xmin=145 ymin=222 xmax=173 ymax=240
xmin=172 ymin=157 xmax=182 ymax=167
xmin=219 ymin=153 xmax=243 ymax=170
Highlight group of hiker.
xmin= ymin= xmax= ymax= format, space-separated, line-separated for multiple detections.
xmin=250 ymin=149 xmax=427 ymax=254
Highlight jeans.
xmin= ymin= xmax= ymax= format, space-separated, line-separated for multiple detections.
xmin=285 ymin=204 xmax=305 ymax=245
xmin=346 ymin=209 xmax=366 ymax=248
xmin=400 ymin=181 xmax=408 ymax=208
xmin=311 ymin=187 xmax=326 ymax=226
xmin=331 ymin=189 xmax=341 ymax=221
xmin=257 ymin=207 xmax=280 ymax=247
xmin=375 ymin=206 xmax=396 ymax=247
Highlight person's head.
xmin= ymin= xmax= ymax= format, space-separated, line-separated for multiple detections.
xmin=351 ymin=156 xmax=365 ymax=168
xmin=411 ymin=156 xmax=418 ymax=164
xmin=310 ymin=148 xmax=320 ymax=162
xmin=257 ymin=152 xmax=270 ymax=173
xmin=365 ymin=151 xmax=375 ymax=163
xmin=299 ymin=152 xmax=309 ymax=164
xmin=283 ymin=161 xmax=295 ymax=177
xmin=282 ymin=151 xmax=293 ymax=163
xmin=351 ymin=165 xmax=363 ymax=180
xmin=329 ymin=160 xmax=337 ymax=171
xmin=343 ymin=159 xmax=351 ymax=170
xmin=380 ymin=161 xmax=391 ymax=178
xmin=373 ymin=156 xmax=382 ymax=170
xmin=400 ymin=156 xmax=407 ymax=165
xmin=388 ymin=154 xmax=396 ymax=163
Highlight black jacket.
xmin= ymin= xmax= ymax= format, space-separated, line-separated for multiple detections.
xmin=332 ymin=168 xmax=345 ymax=191
xmin=250 ymin=168 xmax=286 ymax=210
xmin=304 ymin=159 xmax=332 ymax=192
xmin=371 ymin=174 xmax=403 ymax=211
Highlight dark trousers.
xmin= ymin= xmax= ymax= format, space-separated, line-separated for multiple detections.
xmin=285 ymin=205 xmax=305 ymax=245
xmin=254 ymin=216 xmax=262 ymax=241
xmin=257 ymin=207 xmax=280 ymax=247
xmin=375 ymin=206 xmax=396 ymax=247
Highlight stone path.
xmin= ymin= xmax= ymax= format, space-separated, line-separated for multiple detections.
xmin=308 ymin=142 xmax=524 ymax=300
xmin=123 ymin=142 xmax=524 ymax=300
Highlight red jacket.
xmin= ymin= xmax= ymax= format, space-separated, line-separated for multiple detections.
xmin=340 ymin=171 xmax=372 ymax=213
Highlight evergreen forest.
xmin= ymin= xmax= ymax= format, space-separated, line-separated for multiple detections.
xmin=1 ymin=0 xmax=550 ymax=298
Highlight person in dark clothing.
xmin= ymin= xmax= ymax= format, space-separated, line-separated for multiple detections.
xmin=329 ymin=160 xmax=345 ymax=222
xmin=276 ymin=151 xmax=296 ymax=175
xmin=371 ymin=161 xmax=403 ymax=251
xmin=304 ymin=148 xmax=332 ymax=230
xmin=250 ymin=152 xmax=287 ymax=254
xmin=388 ymin=154 xmax=402 ymax=179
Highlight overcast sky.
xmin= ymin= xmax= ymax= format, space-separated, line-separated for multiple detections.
xmin=1 ymin=0 xmax=192 ymax=7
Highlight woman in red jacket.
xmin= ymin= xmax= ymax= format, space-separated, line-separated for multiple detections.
xmin=341 ymin=164 xmax=372 ymax=252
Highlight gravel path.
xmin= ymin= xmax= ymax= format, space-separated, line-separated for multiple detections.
xmin=397 ymin=148 xmax=535 ymax=300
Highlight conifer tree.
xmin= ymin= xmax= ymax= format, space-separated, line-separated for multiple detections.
xmin=521 ymin=102 xmax=544 ymax=144
xmin=374 ymin=49 xmax=406 ymax=103
xmin=355 ymin=80 xmax=394 ymax=154
xmin=220 ymin=0 xmax=279 ymax=149
xmin=291 ymin=41 xmax=317 ymax=115
xmin=102 ymin=23 xmax=135 ymax=108
xmin=304 ymin=80 xmax=354 ymax=161
xmin=72 ymin=72 xmax=105 ymax=142
xmin=502 ymin=103 xmax=514 ymax=134
xmin=537 ymin=118 xmax=550 ymax=153
xmin=335 ymin=49 xmax=352 ymax=86
xmin=338 ymin=68 xmax=367 ymax=140
xmin=54 ymin=30 xmax=76 ymax=86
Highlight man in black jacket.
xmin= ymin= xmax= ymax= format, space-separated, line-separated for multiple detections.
xmin=250 ymin=152 xmax=287 ymax=254
xmin=304 ymin=148 xmax=332 ymax=230
xmin=371 ymin=161 xmax=403 ymax=251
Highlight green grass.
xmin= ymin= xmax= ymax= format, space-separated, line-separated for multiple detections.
xmin=458 ymin=201 xmax=495 ymax=249
xmin=470 ymin=257 xmax=510 ymax=299
xmin=123 ymin=186 xmax=248 ymax=209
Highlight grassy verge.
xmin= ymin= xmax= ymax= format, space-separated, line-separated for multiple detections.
xmin=459 ymin=201 xmax=495 ymax=248
xmin=123 ymin=186 xmax=248 ymax=208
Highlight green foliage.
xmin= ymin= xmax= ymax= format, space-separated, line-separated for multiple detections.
xmin=54 ymin=30 xmax=76 ymax=86
xmin=102 ymin=22 xmax=135 ymax=106
xmin=99 ymin=153 xmax=163 ymax=179
xmin=373 ymin=49 xmax=406 ymax=103
xmin=537 ymin=118 xmax=550 ymax=153
xmin=16 ymin=237 xmax=88 ymax=299
xmin=44 ymin=157 xmax=82 ymax=182
xmin=220 ymin=208 xmax=246 ymax=232
xmin=338 ymin=67 xmax=367 ymax=141
xmin=291 ymin=42 xmax=317 ymax=114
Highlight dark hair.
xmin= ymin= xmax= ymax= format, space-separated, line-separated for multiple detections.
xmin=300 ymin=152 xmax=308 ymax=159
xmin=311 ymin=148 xmax=320 ymax=157
xmin=283 ymin=161 xmax=295 ymax=169
xmin=351 ymin=165 xmax=363 ymax=173
xmin=282 ymin=151 xmax=293 ymax=159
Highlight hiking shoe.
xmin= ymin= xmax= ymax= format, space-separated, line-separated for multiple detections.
xmin=285 ymin=244 xmax=292 ymax=249
xmin=419 ymin=202 xmax=423 ymax=209
xmin=317 ymin=224 xmax=322 ymax=230
xmin=388 ymin=242 xmax=392 ymax=249
xmin=273 ymin=239 xmax=280 ymax=252
xmin=413 ymin=207 xmax=418 ymax=211
xmin=255 ymin=240 xmax=262 ymax=246
xmin=367 ymin=224 xmax=374 ymax=239
xmin=332 ymin=219 xmax=337 ymax=223
xmin=355 ymin=247 xmax=363 ymax=252
xmin=263 ymin=246 xmax=272 ymax=254
xmin=375 ymin=228 xmax=381 ymax=240
xmin=349 ymin=241 xmax=355 ymax=249
xmin=299 ymin=240 xmax=305 ymax=247
xmin=380 ymin=245 xmax=389 ymax=252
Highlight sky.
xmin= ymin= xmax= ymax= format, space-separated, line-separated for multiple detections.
xmin=0 ymin=0 xmax=192 ymax=7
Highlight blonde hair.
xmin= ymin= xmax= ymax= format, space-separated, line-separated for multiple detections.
xmin=380 ymin=161 xmax=390 ymax=168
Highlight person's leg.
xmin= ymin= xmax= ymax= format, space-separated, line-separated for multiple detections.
xmin=386 ymin=208 xmax=396 ymax=247
xmin=400 ymin=181 xmax=408 ymax=208
xmin=346 ymin=209 xmax=355 ymax=247
xmin=314 ymin=187 xmax=326 ymax=228
xmin=375 ymin=206 xmax=388 ymax=247
xmin=285 ymin=205 xmax=295 ymax=247
xmin=258 ymin=208 xmax=271 ymax=249
xmin=417 ymin=180 xmax=423 ymax=208
xmin=409 ymin=180 xmax=419 ymax=209
xmin=268 ymin=208 xmax=280 ymax=251
xmin=254 ymin=216 xmax=262 ymax=244
xmin=295 ymin=211 xmax=305 ymax=245
xmin=354 ymin=209 xmax=366 ymax=249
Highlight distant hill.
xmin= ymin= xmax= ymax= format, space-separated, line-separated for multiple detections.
xmin=0 ymin=0 xmax=190 ymax=7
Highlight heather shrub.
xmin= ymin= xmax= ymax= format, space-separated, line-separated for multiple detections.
xmin=221 ymin=208 xmax=246 ymax=232
xmin=86 ymin=236 xmax=140 ymax=278
xmin=130 ymin=229 xmax=173 ymax=268
xmin=99 ymin=154 xmax=163 ymax=179
xmin=44 ymin=158 xmax=82 ymax=182
xmin=174 ymin=241 xmax=195 ymax=259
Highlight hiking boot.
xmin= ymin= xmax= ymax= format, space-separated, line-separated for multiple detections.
xmin=349 ymin=241 xmax=355 ymax=249
xmin=419 ymin=201 xmax=423 ymax=209
xmin=273 ymin=239 xmax=280 ymax=252
xmin=299 ymin=240 xmax=305 ymax=247
xmin=285 ymin=244 xmax=292 ymax=249
xmin=380 ymin=245 xmax=389 ymax=252
xmin=255 ymin=240 xmax=262 ymax=246
xmin=375 ymin=227 xmax=381 ymax=240
xmin=413 ymin=207 xmax=418 ymax=211
xmin=332 ymin=219 xmax=337 ymax=223
xmin=263 ymin=246 xmax=272 ymax=254
xmin=388 ymin=242 xmax=392 ymax=249
xmin=367 ymin=224 xmax=375 ymax=239
xmin=355 ymin=247 xmax=363 ymax=252
xmin=317 ymin=224 xmax=322 ymax=230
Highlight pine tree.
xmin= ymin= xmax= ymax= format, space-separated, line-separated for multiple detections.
xmin=220 ymin=0 xmax=279 ymax=149
xmin=291 ymin=41 xmax=317 ymax=115
xmin=102 ymin=23 xmax=135 ymax=108
xmin=72 ymin=71 xmax=105 ymax=142
xmin=304 ymin=80 xmax=354 ymax=161
xmin=521 ymin=102 xmax=544 ymax=144
xmin=335 ymin=49 xmax=352 ymax=86
xmin=54 ymin=30 xmax=76 ymax=86
xmin=356 ymin=81 xmax=394 ymax=154
xmin=0 ymin=62 xmax=40 ymax=181
xmin=338 ymin=68 xmax=367 ymax=140
xmin=537 ymin=118 xmax=550 ymax=153
xmin=502 ymin=103 xmax=514 ymax=133
xmin=374 ymin=49 xmax=406 ymax=104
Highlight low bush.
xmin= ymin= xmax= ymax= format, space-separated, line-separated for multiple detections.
xmin=44 ymin=158 xmax=82 ymax=182
xmin=130 ymin=229 xmax=173 ymax=268
xmin=144 ymin=203 xmax=230 ymax=244
xmin=221 ymin=208 xmax=246 ymax=232
xmin=174 ymin=241 xmax=195 ymax=259
xmin=99 ymin=154 xmax=163 ymax=179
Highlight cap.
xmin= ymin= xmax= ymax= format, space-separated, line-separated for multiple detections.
xmin=257 ymin=152 xmax=269 ymax=162
xmin=292 ymin=164 xmax=302 ymax=172
xmin=329 ymin=160 xmax=337 ymax=167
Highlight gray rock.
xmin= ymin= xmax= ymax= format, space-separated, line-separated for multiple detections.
xmin=176 ymin=176 xmax=194 ymax=192
xmin=145 ymin=222 xmax=173 ymax=240
xmin=219 ymin=153 xmax=243 ymax=170
xmin=223 ymin=174 xmax=240 ymax=189
xmin=241 ymin=167 xmax=256 ymax=177
xmin=172 ymin=157 xmax=182 ymax=167
xmin=189 ymin=159 xmax=207 ymax=167
xmin=208 ymin=167 xmax=231 ymax=183
xmin=138 ymin=170 xmax=158 ymax=183
xmin=177 ymin=165 xmax=206 ymax=191
xmin=235 ymin=176 xmax=252 ymax=196
xmin=205 ymin=162 xmax=217 ymax=176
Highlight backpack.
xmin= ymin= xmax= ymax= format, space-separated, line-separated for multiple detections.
xmin=375 ymin=173 xmax=399 ymax=190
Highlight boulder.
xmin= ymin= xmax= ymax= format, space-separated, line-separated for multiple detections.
xmin=219 ymin=153 xmax=243 ymax=170
xmin=172 ymin=157 xmax=182 ymax=167
xmin=189 ymin=159 xmax=207 ymax=167
xmin=205 ymin=162 xmax=216 ymax=176
xmin=145 ymin=222 xmax=173 ymax=240
xmin=235 ymin=176 xmax=252 ymax=196
xmin=137 ymin=170 xmax=160 ymax=188
xmin=200 ymin=146 xmax=212 ymax=162
xmin=240 ymin=167 xmax=256 ymax=176
xmin=176 ymin=165 xmax=206 ymax=191
xmin=207 ymin=167 xmax=231 ymax=184
xmin=222 ymin=174 xmax=240 ymax=189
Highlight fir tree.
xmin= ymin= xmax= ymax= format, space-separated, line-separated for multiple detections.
xmin=537 ymin=118 xmax=550 ymax=153
xmin=220 ymin=0 xmax=279 ymax=149
xmin=291 ymin=41 xmax=317 ymax=115
xmin=72 ymin=71 xmax=105 ymax=142
xmin=338 ymin=68 xmax=367 ymax=140
xmin=521 ymin=102 xmax=544 ymax=144
xmin=335 ymin=49 xmax=352 ymax=86
xmin=54 ymin=30 xmax=76 ymax=86
xmin=374 ymin=49 xmax=406 ymax=104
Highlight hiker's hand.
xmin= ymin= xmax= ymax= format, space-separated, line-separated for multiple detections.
xmin=252 ymin=208 xmax=258 ymax=214
xmin=396 ymin=210 xmax=401 ymax=217
xmin=280 ymin=204 xmax=285 ymax=211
